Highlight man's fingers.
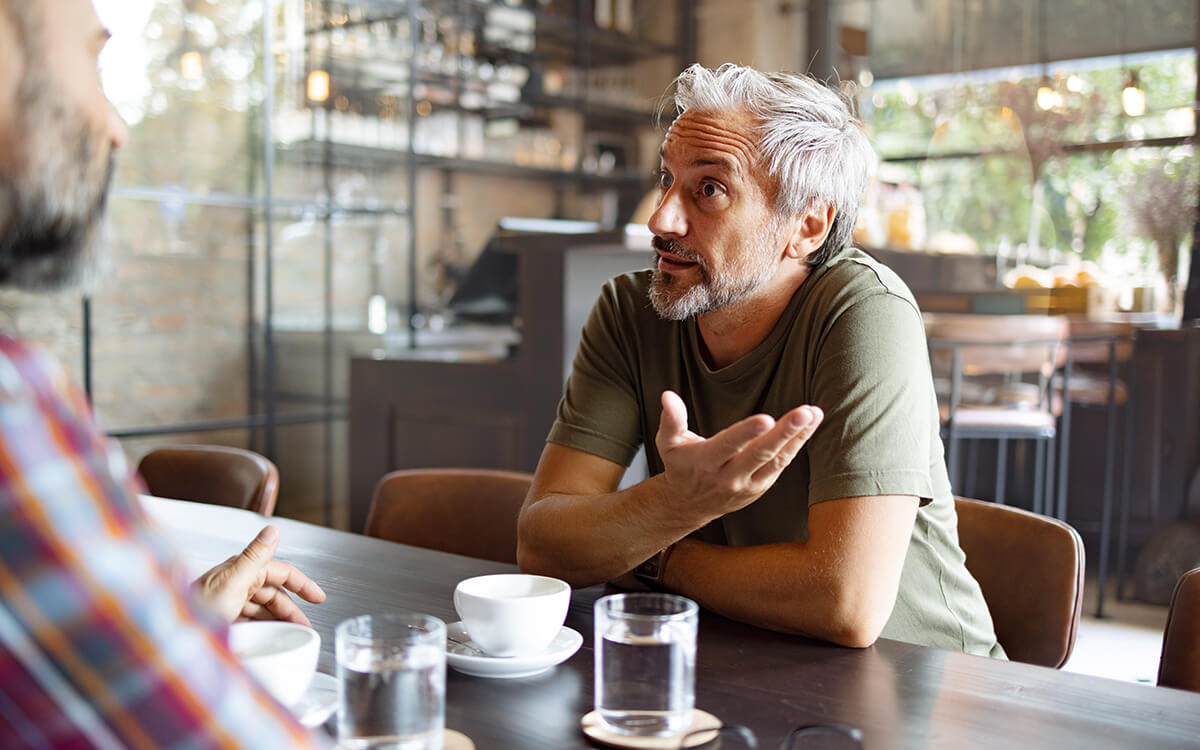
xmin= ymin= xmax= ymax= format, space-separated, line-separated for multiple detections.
xmin=261 ymin=560 xmax=327 ymax=604
xmin=238 ymin=601 xmax=273 ymax=621
xmin=749 ymin=418 xmax=819 ymax=484
xmin=656 ymin=391 xmax=691 ymax=447
xmin=234 ymin=526 xmax=280 ymax=572
xmin=731 ymin=405 xmax=823 ymax=479
xmin=249 ymin=585 xmax=311 ymax=627
xmin=704 ymin=413 xmax=776 ymax=459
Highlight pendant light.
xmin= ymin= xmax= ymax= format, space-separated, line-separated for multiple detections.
xmin=1034 ymin=0 xmax=1059 ymax=111
xmin=1118 ymin=0 xmax=1144 ymax=117
xmin=1122 ymin=70 xmax=1146 ymax=117
xmin=307 ymin=69 xmax=331 ymax=102
xmin=1037 ymin=75 xmax=1061 ymax=110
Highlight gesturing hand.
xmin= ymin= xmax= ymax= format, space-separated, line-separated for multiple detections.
xmin=193 ymin=526 xmax=327 ymax=626
xmin=655 ymin=390 xmax=823 ymax=520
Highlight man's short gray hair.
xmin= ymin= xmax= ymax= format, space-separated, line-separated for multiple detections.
xmin=662 ymin=63 xmax=876 ymax=265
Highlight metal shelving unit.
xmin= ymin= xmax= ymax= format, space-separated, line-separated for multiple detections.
xmin=89 ymin=0 xmax=692 ymax=527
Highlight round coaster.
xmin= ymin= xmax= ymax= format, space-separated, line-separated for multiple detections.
xmin=580 ymin=710 xmax=721 ymax=749
xmin=445 ymin=728 xmax=475 ymax=750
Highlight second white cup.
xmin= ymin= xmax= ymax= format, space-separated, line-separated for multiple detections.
xmin=453 ymin=573 xmax=571 ymax=657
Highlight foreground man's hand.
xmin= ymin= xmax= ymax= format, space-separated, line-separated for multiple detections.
xmin=655 ymin=390 xmax=823 ymax=520
xmin=194 ymin=525 xmax=327 ymax=626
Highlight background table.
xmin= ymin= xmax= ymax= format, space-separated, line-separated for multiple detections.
xmin=142 ymin=497 xmax=1200 ymax=749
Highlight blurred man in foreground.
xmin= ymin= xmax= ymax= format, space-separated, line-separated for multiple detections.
xmin=0 ymin=1 xmax=330 ymax=746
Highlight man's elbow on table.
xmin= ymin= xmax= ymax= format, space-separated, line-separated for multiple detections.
xmin=814 ymin=589 xmax=894 ymax=649
xmin=765 ymin=582 xmax=893 ymax=649
xmin=515 ymin=527 xmax=599 ymax=589
xmin=822 ymin=617 xmax=886 ymax=649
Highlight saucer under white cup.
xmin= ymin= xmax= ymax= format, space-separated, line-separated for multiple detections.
xmin=228 ymin=621 xmax=320 ymax=707
xmin=445 ymin=621 xmax=582 ymax=678
xmin=453 ymin=573 xmax=571 ymax=657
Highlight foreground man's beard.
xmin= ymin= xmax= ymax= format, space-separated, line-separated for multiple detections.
xmin=0 ymin=75 xmax=114 ymax=292
xmin=648 ymin=225 xmax=781 ymax=321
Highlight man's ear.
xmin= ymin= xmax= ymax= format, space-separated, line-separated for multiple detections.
xmin=784 ymin=202 xmax=836 ymax=260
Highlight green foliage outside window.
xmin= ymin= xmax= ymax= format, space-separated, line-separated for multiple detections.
xmin=864 ymin=51 xmax=1196 ymax=286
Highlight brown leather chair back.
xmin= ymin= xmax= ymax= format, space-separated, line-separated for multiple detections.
xmin=364 ymin=468 xmax=533 ymax=564
xmin=1158 ymin=567 xmax=1200 ymax=692
xmin=955 ymin=496 xmax=1085 ymax=668
xmin=137 ymin=444 xmax=279 ymax=516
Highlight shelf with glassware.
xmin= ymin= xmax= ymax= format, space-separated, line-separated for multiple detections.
xmin=284 ymin=21 xmax=670 ymax=189
xmin=293 ymin=0 xmax=685 ymax=344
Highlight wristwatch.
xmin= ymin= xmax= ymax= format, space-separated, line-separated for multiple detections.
xmin=634 ymin=544 xmax=675 ymax=590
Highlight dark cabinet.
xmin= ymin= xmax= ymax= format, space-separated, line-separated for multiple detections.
xmin=349 ymin=234 xmax=652 ymax=531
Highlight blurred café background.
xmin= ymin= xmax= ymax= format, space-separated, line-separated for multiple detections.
xmin=4 ymin=0 xmax=1197 ymax=617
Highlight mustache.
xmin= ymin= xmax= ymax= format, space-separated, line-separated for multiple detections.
xmin=650 ymin=235 xmax=700 ymax=263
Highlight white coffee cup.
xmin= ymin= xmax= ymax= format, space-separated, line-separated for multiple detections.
xmin=229 ymin=621 xmax=320 ymax=707
xmin=453 ymin=574 xmax=571 ymax=657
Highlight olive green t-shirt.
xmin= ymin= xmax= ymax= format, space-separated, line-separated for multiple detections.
xmin=548 ymin=246 xmax=1004 ymax=657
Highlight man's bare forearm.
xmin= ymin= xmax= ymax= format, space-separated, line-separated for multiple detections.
xmin=517 ymin=473 xmax=715 ymax=587
xmin=662 ymin=538 xmax=884 ymax=647
xmin=663 ymin=496 xmax=918 ymax=648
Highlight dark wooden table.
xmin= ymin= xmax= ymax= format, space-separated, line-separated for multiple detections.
xmin=143 ymin=497 xmax=1200 ymax=749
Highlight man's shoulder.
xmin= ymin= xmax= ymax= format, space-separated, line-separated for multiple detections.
xmin=593 ymin=270 xmax=661 ymax=325
xmin=0 ymin=333 xmax=73 ymax=402
xmin=810 ymin=247 xmax=921 ymax=317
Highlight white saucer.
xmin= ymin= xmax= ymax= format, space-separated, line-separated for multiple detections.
xmin=291 ymin=671 xmax=338 ymax=728
xmin=446 ymin=622 xmax=582 ymax=679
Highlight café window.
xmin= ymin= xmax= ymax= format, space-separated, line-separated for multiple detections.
xmin=834 ymin=0 xmax=1197 ymax=318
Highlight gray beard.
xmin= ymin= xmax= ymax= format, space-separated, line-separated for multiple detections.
xmin=648 ymin=226 xmax=781 ymax=321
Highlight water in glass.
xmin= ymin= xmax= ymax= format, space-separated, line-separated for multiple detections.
xmin=336 ymin=610 xmax=445 ymax=750
xmin=596 ymin=617 xmax=695 ymax=736
xmin=338 ymin=643 xmax=444 ymax=750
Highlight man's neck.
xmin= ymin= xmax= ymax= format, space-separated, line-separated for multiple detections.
xmin=696 ymin=263 xmax=812 ymax=369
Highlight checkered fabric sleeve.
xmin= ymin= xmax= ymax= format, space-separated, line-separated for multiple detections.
xmin=0 ymin=335 xmax=327 ymax=749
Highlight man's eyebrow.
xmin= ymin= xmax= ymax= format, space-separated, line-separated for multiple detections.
xmin=690 ymin=156 xmax=736 ymax=172
xmin=658 ymin=148 xmax=738 ymax=174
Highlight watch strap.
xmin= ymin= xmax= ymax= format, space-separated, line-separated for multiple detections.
xmin=634 ymin=543 xmax=676 ymax=590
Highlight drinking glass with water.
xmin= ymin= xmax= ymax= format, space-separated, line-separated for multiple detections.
xmin=594 ymin=592 xmax=698 ymax=737
xmin=336 ymin=612 xmax=446 ymax=750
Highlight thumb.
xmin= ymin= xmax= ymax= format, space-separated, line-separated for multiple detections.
xmin=656 ymin=390 xmax=690 ymax=447
xmin=235 ymin=525 xmax=280 ymax=570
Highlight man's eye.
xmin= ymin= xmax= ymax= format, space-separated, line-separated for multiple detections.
xmin=658 ymin=171 xmax=674 ymax=189
xmin=699 ymin=181 xmax=725 ymax=198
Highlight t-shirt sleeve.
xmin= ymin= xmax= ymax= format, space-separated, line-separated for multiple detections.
xmin=0 ymin=341 xmax=327 ymax=748
xmin=804 ymin=292 xmax=938 ymax=505
xmin=546 ymin=280 xmax=643 ymax=466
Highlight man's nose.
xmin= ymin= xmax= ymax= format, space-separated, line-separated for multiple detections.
xmin=107 ymin=101 xmax=128 ymax=150
xmin=647 ymin=189 xmax=686 ymax=238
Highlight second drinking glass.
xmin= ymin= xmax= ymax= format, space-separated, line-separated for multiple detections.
xmin=594 ymin=592 xmax=698 ymax=737
xmin=336 ymin=612 xmax=446 ymax=750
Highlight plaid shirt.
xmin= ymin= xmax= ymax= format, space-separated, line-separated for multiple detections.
xmin=0 ymin=335 xmax=327 ymax=749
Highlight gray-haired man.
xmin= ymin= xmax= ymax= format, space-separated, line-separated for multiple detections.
xmin=517 ymin=63 xmax=1002 ymax=656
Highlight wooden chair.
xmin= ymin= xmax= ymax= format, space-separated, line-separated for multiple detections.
xmin=137 ymin=444 xmax=279 ymax=515
xmin=955 ymin=496 xmax=1085 ymax=668
xmin=364 ymin=468 xmax=533 ymax=564
xmin=926 ymin=313 xmax=1070 ymax=518
xmin=1158 ymin=567 xmax=1200 ymax=692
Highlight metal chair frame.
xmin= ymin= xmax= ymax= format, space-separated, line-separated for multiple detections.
xmin=928 ymin=324 xmax=1071 ymax=520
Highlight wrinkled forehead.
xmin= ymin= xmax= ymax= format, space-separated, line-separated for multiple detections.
xmin=660 ymin=108 xmax=762 ymax=176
